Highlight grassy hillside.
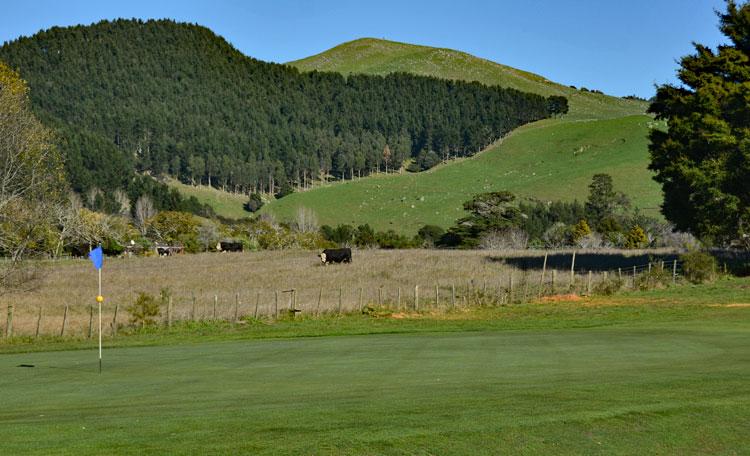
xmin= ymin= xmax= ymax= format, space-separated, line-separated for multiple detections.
xmin=263 ymin=115 xmax=662 ymax=233
xmin=290 ymin=38 xmax=648 ymax=120
xmin=164 ymin=178 xmax=249 ymax=220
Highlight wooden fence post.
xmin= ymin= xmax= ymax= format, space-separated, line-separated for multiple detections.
xmin=587 ymin=271 xmax=593 ymax=295
xmin=397 ymin=287 xmax=401 ymax=309
xmin=213 ymin=295 xmax=218 ymax=320
xmin=435 ymin=284 xmax=439 ymax=308
xmin=672 ymin=259 xmax=678 ymax=284
xmin=338 ymin=287 xmax=342 ymax=314
xmin=167 ymin=296 xmax=173 ymax=328
xmin=191 ymin=293 xmax=197 ymax=321
xmin=35 ymin=306 xmax=42 ymax=338
xmin=254 ymin=291 xmax=260 ymax=319
xmin=508 ymin=275 xmax=514 ymax=303
xmin=358 ymin=288 xmax=363 ymax=312
xmin=618 ymin=268 xmax=622 ymax=281
xmin=111 ymin=304 xmax=119 ymax=337
xmin=451 ymin=284 xmax=456 ymax=309
xmin=414 ymin=285 xmax=419 ymax=311
xmin=234 ymin=293 xmax=239 ymax=323
xmin=570 ymin=251 xmax=576 ymax=289
xmin=539 ymin=252 xmax=548 ymax=298
xmin=88 ymin=304 xmax=94 ymax=339
xmin=316 ymin=288 xmax=322 ymax=316
xmin=60 ymin=304 xmax=68 ymax=337
xmin=633 ymin=265 xmax=637 ymax=290
xmin=274 ymin=291 xmax=279 ymax=319
xmin=5 ymin=303 xmax=13 ymax=338
xmin=378 ymin=287 xmax=383 ymax=306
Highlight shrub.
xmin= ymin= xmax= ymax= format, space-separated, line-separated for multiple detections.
xmin=680 ymin=251 xmax=717 ymax=284
xmin=634 ymin=264 xmax=672 ymax=290
xmin=243 ymin=193 xmax=264 ymax=213
xmin=126 ymin=291 xmax=162 ymax=327
xmin=417 ymin=225 xmax=445 ymax=246
xmin=625 ymin=225 xmax=649 ymax=249
xmin=593 ymin=277 xmax=624 ymax=296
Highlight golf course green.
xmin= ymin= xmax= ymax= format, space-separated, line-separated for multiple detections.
xmin=1 ymin=308 xmax=748 ymax=454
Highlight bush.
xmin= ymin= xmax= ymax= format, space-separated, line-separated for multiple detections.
xmin=243 ymin=193 xmax=264 ymax=213
xmin=680 ymin=251 xmax=717 ymax=284
xmin=417 ymin=225 xmax=445 ymax=246
xmin=593 ymin=277 xmax=624 ymax=296
xmin=126 ymin=291 xmax=162 ymax=327
xmin=634 ymin=264 xmax=672 ymax=290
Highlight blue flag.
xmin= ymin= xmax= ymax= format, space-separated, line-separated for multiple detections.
xmin=89 ymin=246 xmax=103 ymax=270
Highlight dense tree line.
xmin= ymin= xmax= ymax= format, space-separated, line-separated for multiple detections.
xmin=0 ymin=19 xmax=564 ymax=213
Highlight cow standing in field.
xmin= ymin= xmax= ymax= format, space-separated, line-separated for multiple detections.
xmin=218 ymin=241 xmax=243 ymax=252
xmin=319 ymin=248 xmax=352 ymax=265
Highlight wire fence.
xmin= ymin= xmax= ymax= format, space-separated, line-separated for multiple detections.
xmin=1 ymin=258 xmax=684 ymax=340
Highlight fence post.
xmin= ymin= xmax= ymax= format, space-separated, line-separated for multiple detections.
xmin=587 ymin=271 xmax=593 ymax=295
xmin=213 ymin=295 xmax=218 ymax=320
xmin=254 ymin=291 xmax=260 ymax=319
xmin=618 ymin=268 xmax=622 ymax=281
xmin=111 ymin=304 xmax=119 ymax=337
xmin=414 ymin=285 xmax=419 ymax=311
xmin=358 ymin=288 xmax=363 ymax=312
xmin=88 ymin=304 xmax=94 ymax=339
xmin=274 ymin=291 xmax=279 ymax=319
xmin=570 ymin=251 xmax=576 ymax=289
xmin=316 ymin=288 xmax=322 ymax=316
xmin=397 ymin=287 xmax=401 ymax=309
xmin=234 ymin=293 xmax=240 ymax=323
xmin=60 ymin=304 xmax=68 ymax=337
xmin=5 ymin=303 xmax=13 ymax=338
xmin=293 ymin=290 xmax=297 ymax=313
xmin=435 ymin=284 xmax=439 ymax=308
xmin=35 ymin=306 xmax=43 ymax=338
xmin=168 ymin=296 xmax=173 ymax=328
xmin=508 ymin=275 xmax=514 ymax=303
xmin=338 ymin=287 xmax=342 ymax=314
xmin=378 ymin=287 xmax=383 ymax=307
xmin=673 ymin=259 xmax=678 ymax=284
xmin=539 ymin=252 xmax=548 ymax=298
xmin=633 ymin=265 xmax=637 ymax=290
xmin=451 ymin=284 xmax=456 ymax=309
xmin=191 ymin=293 xmax=197 ymax=321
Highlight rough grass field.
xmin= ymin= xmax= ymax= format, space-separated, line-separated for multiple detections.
xmin=263 ymin=115 xmax=663 ymax=233
xmin=1 ymin=279 xmax=749 ymax=455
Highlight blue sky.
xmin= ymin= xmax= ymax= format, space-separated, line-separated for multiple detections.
xmin=0 ymin=0 xmax=730 ymax=98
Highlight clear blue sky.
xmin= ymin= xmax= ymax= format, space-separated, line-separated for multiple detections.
xmin=0 ymin=0 xmax=730 ymax=98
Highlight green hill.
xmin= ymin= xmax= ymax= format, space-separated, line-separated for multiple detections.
xmin=261 ymin=39 xmax=658 ymax=232
xmin=290 ymin=38 xmax=648 ymax=120
xmin=263 ymin=116 xmax=662 ymax=233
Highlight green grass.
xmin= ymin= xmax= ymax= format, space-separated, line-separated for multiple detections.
xmin=263 ymin=115 xmax=664 ymax=233
xmin=165 ymin=177 xmax=250 ymax=219
xmin=290 ymin=38 xmax=648 ymax=120
xmin=1 ymin=279 xmax=749 ymax=454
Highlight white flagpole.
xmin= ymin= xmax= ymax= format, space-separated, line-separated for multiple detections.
xmin=98 ymin=267 xmax=102 ymax=374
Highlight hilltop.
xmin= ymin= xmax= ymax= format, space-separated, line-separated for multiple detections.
xmin=290 ymin=37 xmax=648 ymax=120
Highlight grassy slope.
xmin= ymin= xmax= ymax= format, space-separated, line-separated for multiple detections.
xmin=258 ymin=38 xmax=658 ymax=232
xmin=265 ymin=116 xmax=662 ymax=233
xmin=165 ymin=177 xmax=250 ymax=219
xmin=1 ymin=279 xmax=748 ymax=455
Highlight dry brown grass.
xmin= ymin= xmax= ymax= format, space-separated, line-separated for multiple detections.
xmin=0 ymin=248 xmax=670 ymax=337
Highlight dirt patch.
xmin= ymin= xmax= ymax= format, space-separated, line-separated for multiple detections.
xmin=540 ymin=294 xmax=583 ymax=303
xmin=709 ymin=303 xmax=750 ymax=308
xmin=390 ymin=312 xmax=408 ymax=319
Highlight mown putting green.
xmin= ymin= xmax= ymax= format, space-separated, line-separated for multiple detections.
xmin=1 ymin=316 xmax=748 ymax=454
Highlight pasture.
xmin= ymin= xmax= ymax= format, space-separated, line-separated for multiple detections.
xmin=262 ymin=115 xmax=663 ymax=233
xmin=1 ymin=248 xmax=680 ymax=339
xmin=1 ymin=278 xmax=749 ymax=455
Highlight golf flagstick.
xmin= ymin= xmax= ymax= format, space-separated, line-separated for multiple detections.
xmin=88 ymin=245 xmax=104 ymax=374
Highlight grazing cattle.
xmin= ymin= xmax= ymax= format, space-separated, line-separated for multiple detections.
xmin=156 ymin=245 xmax=184 ymax=256
xmin=319 ymin=248 xmax=352 ymax=264
xmin=219 ymin=241 xmax=243 ymax=252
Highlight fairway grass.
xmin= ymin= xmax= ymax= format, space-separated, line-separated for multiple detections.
xmin=1 ymin=280 xmax=749 ymax=455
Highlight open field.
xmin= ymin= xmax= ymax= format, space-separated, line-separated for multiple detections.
xmin=1 ymin=279 xmax=749 ymax=454
xmin=263 ymin=115 xmax=663 ymax=233
xmin=290 ymin=38 xmax=648 ymax=120
xmin=0 ymin=248 xmax=681 ymax=338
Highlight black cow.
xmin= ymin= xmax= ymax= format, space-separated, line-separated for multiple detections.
xmin=319 ymin=248 xmax=352 ymax=264
xmin=219 ymin=241 xmax=243 ymax=252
